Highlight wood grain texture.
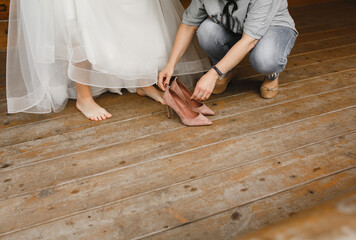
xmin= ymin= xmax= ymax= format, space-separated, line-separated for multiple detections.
xmin=0 ymin=86 xmax=355 ymax=234
xmin=0 ymin=21 xmax=7 ymax=51
xmin=1 ymin=132 xmax=354 ymax=238
xmin=237 ymin=190 xmax=356 ymax=240
xmin=146 ymin=170 xmax=356 ymax=240
xmin=1 ymin=69 xmax=355 ymax=200
xmin=0 ymin=0 xmax=9 ymax=21
xmin=2 ymin=41 xmax=356 ymax=148
xmin=1 ymin=74 xmax=355 ymax=171
xmin=0 ymin=0 xmax=8 ymax=51
xmin=1 ymin=1 xmax=356 ymax=239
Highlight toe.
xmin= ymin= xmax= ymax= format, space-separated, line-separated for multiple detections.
xmin=103 ymin=110 xmax=112 ymax=118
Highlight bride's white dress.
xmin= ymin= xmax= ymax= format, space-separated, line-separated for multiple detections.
xmin=6 ymin=0 xmax=210 ymax=113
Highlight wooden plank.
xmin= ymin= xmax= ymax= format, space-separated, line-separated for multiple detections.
xmin=0 ymin=21 xmax=7 ymax=51
xmin=291 ymin=33 xmax=356 ymax=56
xmin=0 ymin=90 xmax=151 ymax=125
xmin=146 ymin=170 xmax=356 ymax=240
xmin=239 ymin=35 xmax=356 ymax=67
xmin=237 ymin=190 xmax=356 ymax=240
xmin=0 ymin=86 xmax=355 ymax=232
xmin=238 ymin=25 xmax=356 ymax=64
xmin=0 ymin=0 xmax=10 ymax=21
xmin=0 ymin=0 xmax=9 ymax=51
xmin=0 ymin=62 xmax=355 ymax=170
xmin=288 ymin=0 xmax=340 ymax=7
xmin=238 ymin=53 xmax=356 ymax=82
xmin=292 ymin=3 xmax=356 ymax=29
xmin=1 ymin=69 xmax=356 ymax=200
xmin=0 ymin=52 xmax=5 ymax=84
xmin=0 ymin=93 xmax=167 ymax=145
xmin=297 ymin=16 xmax=356 ymax=36
xmin=291 ymin=0 xmax=356 ymax=35
xmin=1 ymin=131 xmax=354 ymax=238
xmin=147 ymin=172 xmax=356 ymax=240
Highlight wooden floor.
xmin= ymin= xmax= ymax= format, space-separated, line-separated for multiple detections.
xmin=1 ymin=1 xmax=356 ymax=239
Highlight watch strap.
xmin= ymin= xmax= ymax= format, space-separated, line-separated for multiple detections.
xmin=212 ymin=65 xmax=227 ymax=80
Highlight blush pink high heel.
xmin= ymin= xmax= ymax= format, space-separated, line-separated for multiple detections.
xmin=163 ymin=87 xmax=212 ymax=127
xmin=170 ymin=77 xmax=215 ymax=116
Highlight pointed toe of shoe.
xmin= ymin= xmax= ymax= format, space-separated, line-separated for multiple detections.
xmin=199 ymin=105 xmax=215 ymax=116
xmin=181 ymin=113 xmax=212 ymax=126
xmin=184 ymin=113 xmax=212 ymax=126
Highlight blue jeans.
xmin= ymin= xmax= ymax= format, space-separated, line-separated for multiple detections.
xmin=196 ymin=19 xmax=297 ymax=81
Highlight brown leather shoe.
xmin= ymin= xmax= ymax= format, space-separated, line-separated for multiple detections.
xmin=212 ymin=68 xmax=237 ymax=94
xmin=260 ymin=77 xmax=279 ymax=99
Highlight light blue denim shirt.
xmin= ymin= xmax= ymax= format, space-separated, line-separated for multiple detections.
xmin=183 ymin=0 xmax=297 ymax=39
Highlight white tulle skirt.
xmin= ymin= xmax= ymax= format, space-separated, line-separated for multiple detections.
xmin=6 ymin=0 xmax=210 ymax=113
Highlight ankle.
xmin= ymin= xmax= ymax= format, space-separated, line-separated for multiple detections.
xmin=77 ymin=96 xmax=96 ymax=106
xmin=77 ymin=95 xmax=94 ymax=101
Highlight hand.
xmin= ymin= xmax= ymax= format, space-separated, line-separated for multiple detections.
xmin=191 ymin=70 xmax=219 ymax=102
xmin=158 ymin=64 xmax=175 ymax=91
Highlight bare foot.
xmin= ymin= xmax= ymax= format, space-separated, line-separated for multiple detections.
xmin=137 ymin=86 xmax=166 ymax=105
xmin=76 ymin=98 xmax=112 ymax=121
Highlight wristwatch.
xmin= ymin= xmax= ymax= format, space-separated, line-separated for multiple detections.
xmin=212 ymin=65 xmax=228 ymax=81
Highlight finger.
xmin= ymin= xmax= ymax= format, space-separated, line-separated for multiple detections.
xmin=165 ymin=73 xmax=173 ymax=88
xmin=201 ymin=93 xmax=208 ymax=102
xmin=191 ymin=87 xmax=200 ymax=100
xmin=201 ymin=90 xmax=210 ymax=101
xmin=197 ymin=89 xmax=207 ymax=102
xmin=195 ymin=92 xmax=204 ymax=102
xmin=158 ymin=72 xmax=166 ymax=90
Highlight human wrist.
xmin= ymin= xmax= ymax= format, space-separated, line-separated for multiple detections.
xmin=211 ymin=65 xmax=229 ymax=81
xmin=207 ymin=68 xmax=220 ymax=83
xmin=168 ymin=56 xmax=180 ymax=69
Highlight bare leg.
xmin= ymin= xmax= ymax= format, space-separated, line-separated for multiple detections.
xmin=75 ymin=82 xmax=112 ymax=121
xmin=73 ymin=60 xmax=112 ymax=121
xmin=137 ymin=86 xmax=166 ymax=105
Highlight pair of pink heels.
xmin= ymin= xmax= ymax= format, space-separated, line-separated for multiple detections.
xmin=163 ymin=77 xmax=214 ymax=126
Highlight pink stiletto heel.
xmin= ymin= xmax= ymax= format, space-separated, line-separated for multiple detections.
xmin=163 ymin=87 xmax=212 ymax=127
xmin=170 ymin=77 xmax=215 ymax=116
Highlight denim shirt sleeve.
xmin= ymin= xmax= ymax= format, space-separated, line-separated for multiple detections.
xmin=243 ymin=0 xmax=283 ymax=39
xmin=182 ymin=0 xmax=208 ymax=26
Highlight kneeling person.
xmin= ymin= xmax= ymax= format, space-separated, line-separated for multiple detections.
xmin=159 ymin=0 xmax=298 ymax=100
